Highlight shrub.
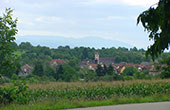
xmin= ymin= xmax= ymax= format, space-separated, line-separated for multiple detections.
xmin=11 ymin=74 xmax=19 ymax=80
xmin=0 ymin=76 xmax=10 ymax=84
xmin=161 ymin=66 xmax=170 ymax=79
xmin=0 ymin=81 xmax=30 ymax=104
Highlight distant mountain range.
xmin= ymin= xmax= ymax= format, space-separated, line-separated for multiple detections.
xmin=15 ymin=35 xmax=133 ymax=49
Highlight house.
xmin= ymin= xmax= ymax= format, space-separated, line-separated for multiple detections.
xmin=113 ymin=63 xmax=125 ymax=74
xmin=99 ymin=58 xmax=115 ymax=65
xmin=50 ymin=59 xmax=66 ymax=67
xmin=120 ymin=66 xmax=126 ymax=73
xmin=80 ymin=59 xmax=95 ymax=68
xmin=88 ymin=64 xmax=97 ymax=71
xmin=21 ymin=64 xmax=32 ymax=76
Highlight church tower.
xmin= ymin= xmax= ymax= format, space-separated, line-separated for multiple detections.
xmin=95 ymin=52 xmax=99 ymax=64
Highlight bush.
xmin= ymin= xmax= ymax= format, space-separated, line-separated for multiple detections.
xmin=100 ymin=75 xmax=114 ymax=81
xmin=161 ymin=66 xmax=170 ymax=79
xmin=0 ymin=76 xmax=10 ymax=84
xmin=84 ymin=70 xmax=98 ymax=82
xmin=134 ymin=72 xmax=151 ymax=80
xmin=122 ymin=76 xmax=134 ymax=80
xmin=11 ymin=74 xmax=19 ymax=80
xmin=123 ymin=67 xmax=138 ymax=76
xmin=0 ymin=81 xmax=30 ymax=104
xmin=28 ymin=77 xmax=39 ymax=84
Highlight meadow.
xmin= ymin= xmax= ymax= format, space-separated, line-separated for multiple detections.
xmin=1 ymin=79 xmax=170 ymax=110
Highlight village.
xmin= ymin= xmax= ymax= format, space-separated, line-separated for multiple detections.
xmin=20 ymin=52 xmax=161 ymax=76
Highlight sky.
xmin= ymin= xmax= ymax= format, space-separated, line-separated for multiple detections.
xmin=0 ymin=0 xmax=159 ymax=49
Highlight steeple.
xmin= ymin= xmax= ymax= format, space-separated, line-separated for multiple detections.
xmin=95 ymin=52 xmax=99 ymax=64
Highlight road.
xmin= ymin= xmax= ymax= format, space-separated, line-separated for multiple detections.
xmin=68 ymin=102 xmax=170 ymax=110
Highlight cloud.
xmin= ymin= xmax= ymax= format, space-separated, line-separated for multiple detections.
xmin=107 ymin=16 xmax=126 ymax=20
xmin=35 ymin=17 xmax=44 ymax=22
xmin=17 ymin=30 xmax=90 ymax=38
xmin=81 ymin=0 xmax=159 ymax=7
xmin=18 ymin=20 xmax=34 ymax=26
xmin=122 ymin=0 xmax=159 ymax=7
xmin=97 ymin=16 xmax=130 ymax=21
xmin=35 ymin=16 xmax=63 ymax=24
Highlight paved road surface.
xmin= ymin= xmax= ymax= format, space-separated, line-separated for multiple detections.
xmin=68 ymin=102 xmax=170 ymax=110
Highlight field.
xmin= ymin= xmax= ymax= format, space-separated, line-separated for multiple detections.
xmin=1 ymin=79 xmax=170 ymax=110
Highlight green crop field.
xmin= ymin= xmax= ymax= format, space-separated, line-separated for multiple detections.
xmin=1 ymin=79 xmax=170 ymax=110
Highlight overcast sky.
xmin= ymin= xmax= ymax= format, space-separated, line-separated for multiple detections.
xmin=0 ymin=0 xmax=159 ymax=48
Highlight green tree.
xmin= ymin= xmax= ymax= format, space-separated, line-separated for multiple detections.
xmin=12 ymin=42 xmax=18 ymax=49
xmin=84 ymin=70 xmax=97 ymax=82
xmin=19 ymin=42 xmax=33 ymax=50
xmin=62 ymin=65 xmax=78 ymax=82
xmin=68 ymin=57 xmax=80 ymax=71
xmin=82 ymin=48 xmax=88 ymax=60
xmin=102 ymin=64 xmax=107 ymax=75
xmin=161 ymin=65 xmax=170 ymax=79
xmin=134 ymin=71 xmax=150 ymax=79
xmin=158 ymin=55 xmax=170 ymax=79
xmin=113 ymin=73 xmax=123 ymax=81
xmin=96 ymin=64 xmax=104 ymax=76
xmin=123 ymin=67 xmax=138 ymax=76
xmin=107 ymin=64 xmax=114 ymax=75
xmin=43 ymin=62 xmax=56 ymax=78
xmin=56 ymin=65 xmax=64 ymax=80
xmin=137 ymin=0 xmax=170 ymax=59
xmin=0 ymin=8 xmax=18 ymax=76
xmin=114 ymin=56 xmax=122 ymax=63
xmin=33 ymin=61 xmax=44 ymax=76
xmin=130 ymin=47 xmax=138 ymax=52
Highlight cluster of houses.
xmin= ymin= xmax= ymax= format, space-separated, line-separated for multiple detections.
xmin=80 ymin=52 xmax=157 ymax=74
xmin=20 ymin=52 xmax=159 ymax=76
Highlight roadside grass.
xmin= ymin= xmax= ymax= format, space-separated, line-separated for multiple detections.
xmin=1 ymin=94 xmax=170 ymax=110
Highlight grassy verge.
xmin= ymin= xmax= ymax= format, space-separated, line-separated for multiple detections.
xmin=1 ymin=94 xmax=170 ymax=110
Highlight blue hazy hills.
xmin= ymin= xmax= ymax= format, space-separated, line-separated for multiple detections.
xmin=16 ymin=35 xmax=133 ymax=49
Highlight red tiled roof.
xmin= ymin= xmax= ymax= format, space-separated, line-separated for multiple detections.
xmin=88 ymin=64 xmax=97 ymax=70
xmin=50 ymin=59 xmax=66 ymax=64
xmin=21 ymin=64 xmax=32 ymax=70
xmin=81 ymin=60 xmax=90 ymax=63
xmin=125 ymin=63 xmax=139 ymax=68
xmin=99 ymin=58 xmax=114 ymax=61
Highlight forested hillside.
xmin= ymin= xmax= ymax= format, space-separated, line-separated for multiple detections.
xmin=14 ymin=42 xmax=150 ymax=66
xmin=1 ymin=41 xmax=165 ymax=82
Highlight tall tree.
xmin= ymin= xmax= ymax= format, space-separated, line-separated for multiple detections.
xmin=123 ymin=67 xmax=138 ymax=76
xmin=33 ymin=61 xmax=44 ymax=76
xmin=107 ymin=64 xmax=114 ymax=75
xmin=96 ymin=64 xmax=104 ymax=76
xmin=102 ymin=64 xmax=107 ymax=75
xmin=82 ymin=48 xmax=88 ymax=60
xmin=62 ymin=65 xmax=78 ymax=82
xmin=56 ymin=65 xmax=64 ymax=80
xmin=137 ymin=0 xmax=170 ymax=60
xmin=19 ymin=42 xmax=33 ymax=50
xmin=0 ymin=8 xmax=18 ymax=76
